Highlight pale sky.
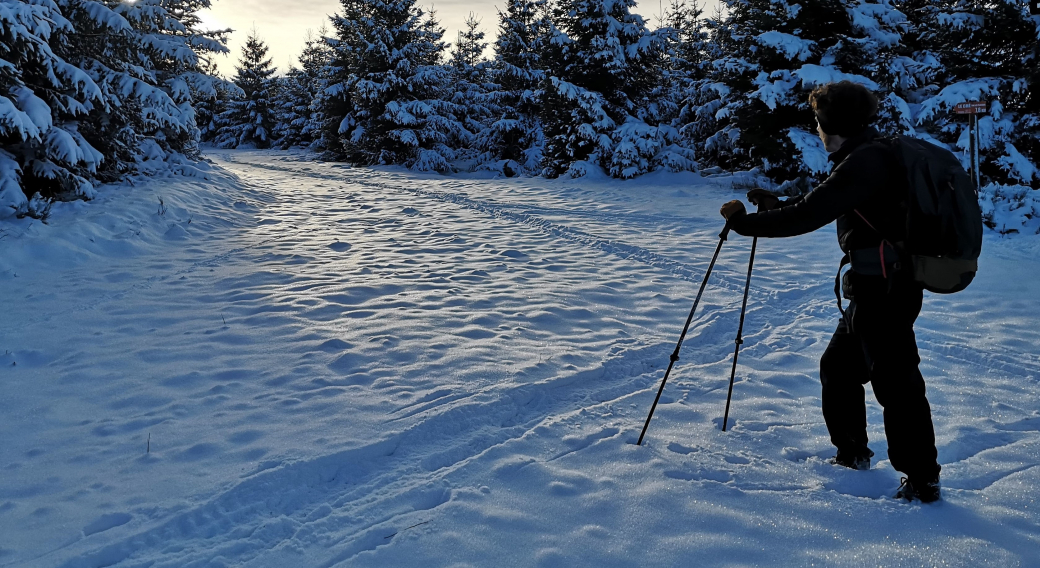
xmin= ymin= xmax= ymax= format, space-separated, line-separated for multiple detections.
xmin=198 ymin=0 xmax=703 ymax=77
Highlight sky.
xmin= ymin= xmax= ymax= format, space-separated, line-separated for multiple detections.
xmin=197 ymin=0 xmax=695 ymax=77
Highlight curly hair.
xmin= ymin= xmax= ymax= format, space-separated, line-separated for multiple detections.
xmin=810 ymin=81 xmax=879 ymax=137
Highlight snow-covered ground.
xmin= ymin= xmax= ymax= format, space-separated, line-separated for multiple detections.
xmin=2 ymin=151 xmax=1039 ymax=567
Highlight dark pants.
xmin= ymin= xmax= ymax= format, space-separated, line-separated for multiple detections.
xmin=820 ymin=273 xmax=941 ymax=481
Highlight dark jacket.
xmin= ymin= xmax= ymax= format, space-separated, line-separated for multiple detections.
xmin=729 ymin=127 xmax=907 ymax=255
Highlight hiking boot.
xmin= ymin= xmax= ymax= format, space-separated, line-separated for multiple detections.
xmin=829 ymin=449 xmax=874 ymax=471
xmin=895 ymin=476 xmax=941 ymax=503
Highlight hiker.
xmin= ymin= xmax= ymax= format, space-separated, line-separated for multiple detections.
xmin=718 ymin=80 xmax=942 ymax=503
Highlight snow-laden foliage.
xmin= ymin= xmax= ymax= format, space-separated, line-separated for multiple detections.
xmin=905 ymin=0 xmax=1040 ymax=189
xmin=476 ymin=0 xmax=548 ymax=175
xmin=214 ymin=31 xmax=278 ymax=149
xmin=447 ymin=13 xmax=495 ymax=161
xmin=195 ymin=59 xmax=237 ymax=144
xmin=699 ymin=0 xmax=884 ymax=185
xmin=0 ymin=0 xmax=230 ymax=218
xmin=980 ymin=183 xmax=1040 ymax=236
xmin=539 ymin=0 xmax=686 ymax=179
xmin=273 ymin=29 xmax=333 ymax=150
xmin=321 ymin=0 xmax=466 ymax=171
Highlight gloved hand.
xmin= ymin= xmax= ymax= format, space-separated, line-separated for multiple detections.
xmin=720 ymin=200 xmax=746 ymax=221
xmin=746 ymin=188 xmax=780 ymax=212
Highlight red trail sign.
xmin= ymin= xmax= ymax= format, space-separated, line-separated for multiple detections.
xmin=954 ymin=101 xmax=987 ymax=115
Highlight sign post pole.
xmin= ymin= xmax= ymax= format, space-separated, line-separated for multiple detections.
xmin=969 ymin=113 xmax=977 ymax=188
xmin=969 ymin=113 xmax=977 ymax=194
xmin=954 ymin=100 xmax=987 ymax=193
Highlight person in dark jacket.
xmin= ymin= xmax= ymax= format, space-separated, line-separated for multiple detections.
xmin=719 ymin=81 xmax=942 ymax=503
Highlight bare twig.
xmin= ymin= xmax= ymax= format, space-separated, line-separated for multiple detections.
xmin=384 ymin=520 xmax=430 ymax=539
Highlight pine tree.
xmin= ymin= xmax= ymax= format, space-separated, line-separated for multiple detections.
xmin=59 ymin=0 xmax=232 ymax=167
xmin=907 ymin=0 xmax=1039 ymax=188
xmin=274 ymin=29 xmax=333 ymax=149
xmin=704 ymin=0 xmax=881 ymax=187
xmin=668 ymin=0 xmax=718 ymax=152
xmin=479 ymin=0 xmax=548 ymax=175
xmin=215 ymin=30 xmax=278 ymax=149
xmin=195 ymin=59 xmax=238 ymax=144
xmin=539 ymin=0 xmax=675 ymax=178
xmin=0 ymin=0 xmax=232 ymax=217
xmin=0 ymin=0 xmax=103 ymax=215
xmin=273 ymin=68 xmax=311 ymax=148
xmin=448 ymin=13 xmax=493 ymax=159
xmin=322 ymin=0 xmax=465 ymax=171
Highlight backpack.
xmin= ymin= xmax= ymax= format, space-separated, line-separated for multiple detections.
xmin=888 ymin=135 xmax=983 ymax=294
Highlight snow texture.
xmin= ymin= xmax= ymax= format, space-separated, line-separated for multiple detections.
xmin=756 ymin=31 xmax=815 ymax=62
xmin=1 ymin=150 xmax=1038 ymax=566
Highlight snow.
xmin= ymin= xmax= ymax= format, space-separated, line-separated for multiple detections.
xmin=0 ymin=149 xmax=26 ymax=216
xmin=787 ymin=128 xmax=830 ymax=175
xmin=980 ymin=183 xmax=1040 ymax=235
xmin=1 ymin=150 xmax=1039 ymax=566
xmin=756 ymin=31 xmax=815 ymax=62
xmin=848 ymin=1 xmax=906 ymax=48
xmin=917 ymin=79 xmax=1002 ymax=123
xmin=792 ymin=65 xmax=879 ymax=90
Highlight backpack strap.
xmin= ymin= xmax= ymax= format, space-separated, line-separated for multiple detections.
xmin=835 ymin=253 xmax=851 ymax=320
xmin=852 ymin=209 xmax=896 ymax=278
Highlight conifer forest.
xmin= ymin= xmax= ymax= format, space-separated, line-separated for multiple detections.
xmin=1 ymin=0 xmax=1038 ymax=214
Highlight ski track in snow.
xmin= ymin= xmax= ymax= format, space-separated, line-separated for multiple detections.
xmin=1 ymin=150 xmax=1038 ymax=567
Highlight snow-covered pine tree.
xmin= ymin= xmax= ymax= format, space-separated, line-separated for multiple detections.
xmin=59 ymin=0 xmax=232 ymax=167
xmin=478 ymin=0 xmax=548 ymax=175
xmin=1 ymin=0 xmax=229 ymax=217
xmin=539 ymin=0 xmax=676 ymax=178
xmin=215 ymin=30 xmax=278 ymax=149
xmin=843 ymin=0 xmax=919 ymax=138
xmin=665 ymin=0 xmax=710 ymax=82
xmin=322 ymin=0 xmax=464 ymax=171
xmin=649 ymin=0 xmax=704 ymax=172
xmin=908 ymin=0 xmax=1039 ymax=189
xmin=0 ymin=0 xmax=103 ymax=215
xmin=448 ymin=13 xmax=494 ymax=161
xmin=668 ymin=0 xmax=720 ymax=149
xmin=195 ymin=58 xmax=237 ymax=144
xmin=274 ymin=67 xmax=311 ymax=148
xmin=274 ymin=30 xmax=333 ymax=149
xmin=705 ymin=0 xmax=880 ymax=187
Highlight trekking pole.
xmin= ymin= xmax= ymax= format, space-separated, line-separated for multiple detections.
xmin=721 ymin=236 xmax=757 ymax=432
xmin=637 ymin=223 xmax=732 ymax=446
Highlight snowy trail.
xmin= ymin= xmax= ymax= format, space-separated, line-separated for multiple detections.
xmin=2 ymin=151 xmax=1039 ymax=567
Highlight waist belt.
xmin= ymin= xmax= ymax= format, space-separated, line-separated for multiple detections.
xmin=834 ymin=241 xmax=903 ymax=318
xmin=849 ymin=241 xmax=902 ymax=276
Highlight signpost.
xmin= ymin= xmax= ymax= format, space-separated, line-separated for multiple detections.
xmin=954 ymin=101 xmax=986 ymax=192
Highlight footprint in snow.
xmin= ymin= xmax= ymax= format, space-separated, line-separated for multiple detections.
xmin=328 ymin=242 xmax=352 ymax=252
xmin=712 ymin=416 xmax=736 ymax=431
xmin=402 ymin=207 xmax=420 ymax=215
xmin=666 ymin=442 xmax=697 ymax=455
xmin=499 ymin=249 xmax=527 ymax=259
xmin=781 ymin=447 xmax=816 ymax=462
